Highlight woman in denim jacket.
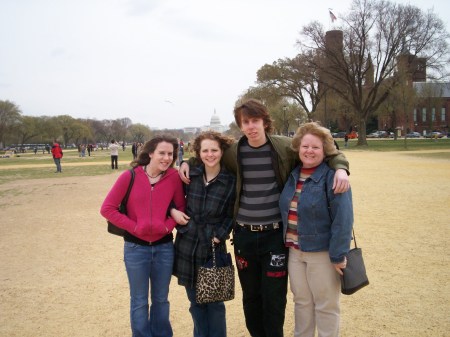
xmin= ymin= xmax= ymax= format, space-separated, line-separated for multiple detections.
xmin=279 ymin=122 xmax=353 ymax=337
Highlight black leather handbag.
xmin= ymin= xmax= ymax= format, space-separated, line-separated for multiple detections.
xmin=324 ymin=181 xmax=369 ymax=295
xmin=107 ymin=169 xmax=135 ymax=236
xmin=340 ymin=230 xmax=369 ymax=295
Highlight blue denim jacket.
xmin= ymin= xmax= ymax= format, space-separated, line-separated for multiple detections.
xmin=279 ymin=162 xmax=353 ymax=263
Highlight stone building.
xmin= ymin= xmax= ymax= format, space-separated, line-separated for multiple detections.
xmin=316 ymin=29 xmax=449 ymax=136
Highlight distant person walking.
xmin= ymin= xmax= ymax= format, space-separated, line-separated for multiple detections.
xmin=51 ymin=140 xmax=63 ymax=173
xmin=344 ymin=134 xmax=349 ymax=148
xmin=176 ymin=139 xmax=184 ymax=166
xmin=132 ymin=142 xmax=138 ymax=160
xmin=109 ymin=139 xmax=120 ymax=169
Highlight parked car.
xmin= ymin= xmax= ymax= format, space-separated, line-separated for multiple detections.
xmin=406 ymin=132 xmax=421 ymax=138
xmin=332 ymin=131 xmax=347 ymax=138
xmin=367 ymin=131 xmax=382 ymax=138
xmin=367 ymin=130 xmax=389 ymax=138
xmin=424 ymin=131 xmax=444 ymax=138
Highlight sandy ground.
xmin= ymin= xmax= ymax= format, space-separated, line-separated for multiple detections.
xmin=0 ymin=150 xmax=449 ymax=337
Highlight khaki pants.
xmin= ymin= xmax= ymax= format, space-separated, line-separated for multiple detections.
xmin=288 ymin=248 xmax=341 ymax=337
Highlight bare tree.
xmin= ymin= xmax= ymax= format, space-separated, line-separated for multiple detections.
xmin=128 ymin=123 xmax=152 ymax=143
xmin=298 ymin=0 xmax=450 ymax=145
xmin=16 ymin=116 xmax=44 ymax=145
xmin=238 ymin=87 xmax=307 ymax=135
xmin=90 ymin=119 xmax=111 ymax=145
xmin=111 ymin=118 xmax=132 ymax=143
xmin=393 ymin=69 xmax=418 ymax=147
xmin=0 ymin=100 xmax=22 ymax=147
xmin=256 ymin=51 xmax=324 ymax=121
xmin=225 ymin=122 xmax=242 ymax=140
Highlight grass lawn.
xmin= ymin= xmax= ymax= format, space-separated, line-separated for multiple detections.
xmin=335 ymin=137 xmax=450 ymax=151
xmin=0 ymin=148 xmax=135 ymax=185
xmin=0 ymin=139 xmax=448 ymax=185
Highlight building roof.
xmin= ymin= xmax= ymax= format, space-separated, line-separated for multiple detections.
xmin=413 ymin=82 xmax=450 ymax=98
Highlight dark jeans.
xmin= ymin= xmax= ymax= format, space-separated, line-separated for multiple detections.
xmin=233 ymin=227 xmax=288 ymax=337
xmin=124 ymin=241 xmax=174 ymax=337
xmin=53 ymin=158 xmax=62 ymax=172
xmin=185 ymin=286 xmax=226 ymax=337
xmin=111 ymin=155 xmax=118 ymax=169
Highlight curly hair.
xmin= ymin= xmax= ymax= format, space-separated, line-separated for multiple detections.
xmin=233 ymin=98 xmax=274 ymax=133
xmin=192 ymin=131 xmax=235 ymax=160
xmin=131 ymin=135 xmax=179 ymax=168
xmin=291 ymin=122 xmax=339 ymax=157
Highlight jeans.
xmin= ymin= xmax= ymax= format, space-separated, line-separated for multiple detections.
xmin=53 ymin=158 xmax=62 ymax=172
xmin=111 ymin=155 xmax=118 ymax=169
xmin=124 ymin=241 xmax=174 ymax=337
xmin=233 ymin=227 xmax=288 ymax=337
xmin=185 ymin=286 xmax=227 ymax=337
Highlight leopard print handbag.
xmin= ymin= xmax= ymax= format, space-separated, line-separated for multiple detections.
xmin=196 ymin=241 xmax=235 ymax=304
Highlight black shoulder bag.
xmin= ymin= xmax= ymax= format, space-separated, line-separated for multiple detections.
xmin=325 ymin=179 xmax=369 ymax=295
xmin=340 ymin=230 xmax=369 ymax=295
xmin=107 ymin=169 xmax=135 ymax=237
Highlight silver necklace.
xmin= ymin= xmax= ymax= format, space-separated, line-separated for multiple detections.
xmin=144 ymin=166 xmax=163 ymax=179
xmin=203 ymin=172 xmax=219 ymax=186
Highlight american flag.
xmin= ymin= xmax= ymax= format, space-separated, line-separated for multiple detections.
xmin=329 ymin=10 xmax=337 ymax=22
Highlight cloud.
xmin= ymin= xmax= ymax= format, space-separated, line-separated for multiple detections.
xmin=125 ymin=0 xmax=162 ymax=16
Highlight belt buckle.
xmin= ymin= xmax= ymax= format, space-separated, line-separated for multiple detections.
xmin=250 ymin=225 xmax=262 ymax=232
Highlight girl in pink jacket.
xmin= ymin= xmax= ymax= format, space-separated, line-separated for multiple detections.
xmin=101 ymin=135 xmax=186 ymax=337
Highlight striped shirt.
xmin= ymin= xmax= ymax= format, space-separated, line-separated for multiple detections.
xmin=236 ymin=141 xmax=282 ymax=225
xmin=285 ymin=166 xmax=316 ymax=249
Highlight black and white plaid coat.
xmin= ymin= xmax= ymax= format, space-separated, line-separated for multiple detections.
xmin=173 ymin=164 xmax=236 ymax=289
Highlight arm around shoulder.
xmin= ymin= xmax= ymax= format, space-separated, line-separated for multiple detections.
xmin=326 ymin=151 xmax=350 ymax=175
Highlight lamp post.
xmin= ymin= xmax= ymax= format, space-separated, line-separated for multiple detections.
xmin=283 ymin=105 xmax=288 ymax=136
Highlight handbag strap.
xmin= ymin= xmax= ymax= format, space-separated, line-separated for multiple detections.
xmin=324 ymin=178 xmax=357 ymax=249
xmin=352 ymin=229 xmax=358 ymax=248
xmin=122 ymin=169 xmax=135 ymax=208
xmin=211 ymin=240 xmax=217 ymax=268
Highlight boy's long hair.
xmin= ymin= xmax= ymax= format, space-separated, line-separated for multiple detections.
xmin=233 ymin=98 xmax=274 ymax=133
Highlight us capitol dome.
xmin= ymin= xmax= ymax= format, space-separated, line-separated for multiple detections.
xmin=182 ymin=109 xmax=229 ymax=134
xmin=201 ymin=110 xmax=228 ymax=133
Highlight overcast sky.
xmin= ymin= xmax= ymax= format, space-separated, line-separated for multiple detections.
xmin=1 ymin=0 xmax=449 ymax=129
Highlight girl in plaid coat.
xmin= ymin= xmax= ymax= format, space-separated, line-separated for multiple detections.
xmin=172 ymin=131 xmax=236 ymax=337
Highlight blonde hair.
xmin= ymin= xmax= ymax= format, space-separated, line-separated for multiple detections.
xmin=291 ymin=122 xmax=339 ymax=157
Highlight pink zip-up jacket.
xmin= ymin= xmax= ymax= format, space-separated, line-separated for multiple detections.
xmin=100 ymin=166 xmax=186 ymax=242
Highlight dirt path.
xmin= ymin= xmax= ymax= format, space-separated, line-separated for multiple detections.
xmin=0 ymin=150 xmax=449 ymax=336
